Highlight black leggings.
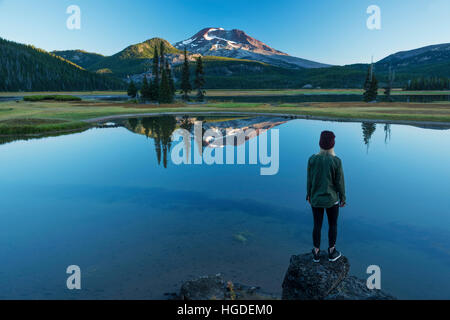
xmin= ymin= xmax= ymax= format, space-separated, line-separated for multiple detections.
xmin=312 ymin=205 xmax=339 ymax=249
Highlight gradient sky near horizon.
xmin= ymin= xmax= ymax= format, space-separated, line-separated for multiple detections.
xmin=0 ymin=0 xmax=448 ymax=65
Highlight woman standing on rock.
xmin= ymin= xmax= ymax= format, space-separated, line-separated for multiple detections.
xmin=306 ymin=131 xmax=346 ymax=263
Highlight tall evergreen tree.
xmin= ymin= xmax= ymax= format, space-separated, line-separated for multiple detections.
xmin=159 ymin=42 xmax=166 ymax=76
xmin=363 ymin=65 xmax=372 ymax=102
xmin=159 ymin=67 xmax=173 ymax=104
xmin=180 ymin=48 xmax=192 ymax=101
xmin=141 ymin=76 xmax=150 ymax=100
xmin=194 ymin=56 xmax=206 ymax=101
xmin=363 ymin=63 xmax=378 ymax=102
xmin=166 ymin=61 xmax=176 ymax=98
xmin=127 ymin=79 xmax=138 ymax=98
xmin=384 ymin=66 xmax=394 ymax=102
xmin=150 ymin=44 xmax=160 ymax=101
xmin=368 ymin=75 xmax=378 ymax=101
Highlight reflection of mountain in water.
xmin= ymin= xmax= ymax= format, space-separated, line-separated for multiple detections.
xmin=122 ymin=116 xmax=289 ymax=167
xmin=201 ymin=116 xmax=288 ymax=148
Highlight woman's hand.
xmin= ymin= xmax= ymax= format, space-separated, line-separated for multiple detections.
xmin=306 ymin=196 xmax=311 ymax=205
xmin=339 ymin=201 xmax=346 ymax=208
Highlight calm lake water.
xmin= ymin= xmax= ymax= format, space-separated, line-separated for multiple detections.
xmin=0 ymin=115 xmax=449 ymax=299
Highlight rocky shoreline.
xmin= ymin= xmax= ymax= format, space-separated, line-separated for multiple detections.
xmin=172 ymin=252 xmax=395 ymax=300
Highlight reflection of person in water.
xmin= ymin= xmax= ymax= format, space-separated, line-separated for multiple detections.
xmin=306 ymin=131 xmax=346 ymax=263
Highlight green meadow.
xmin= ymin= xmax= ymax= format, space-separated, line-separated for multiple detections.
xmin=1 ymin=97 xmax=450 ymax=135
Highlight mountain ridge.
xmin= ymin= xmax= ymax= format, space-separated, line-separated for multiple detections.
xmin=173 ymin=27 xmax=331 ymax=69
xmin=2 ymin=30 xmax=449 ymax=91
xmin=376 ymin=43 xmax=450 ymax=70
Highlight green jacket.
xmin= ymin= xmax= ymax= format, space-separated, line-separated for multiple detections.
xmin=307 ymin=153 xmax=346 ymax=208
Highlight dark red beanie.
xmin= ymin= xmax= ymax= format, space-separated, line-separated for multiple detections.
xmin=319 ymin=131 xmax=335 ymax=150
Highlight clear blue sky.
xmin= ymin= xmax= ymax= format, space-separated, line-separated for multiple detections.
xmin=0 ymin=0 xmax=448 ymax=65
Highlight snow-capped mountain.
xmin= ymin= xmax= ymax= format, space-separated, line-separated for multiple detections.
xmin=173 ymin=28 xmax=330 ymax=69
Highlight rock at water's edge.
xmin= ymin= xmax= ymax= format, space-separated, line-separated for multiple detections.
xmin=282 ymin=252 xmax=395 ymax=300
xmin=179 ymin=274 xmax=227 ymax=300
xmin=282 ymin=252 xmax=350 ymax=300
xmin=179 ymin=274 xmax=279 ymax=300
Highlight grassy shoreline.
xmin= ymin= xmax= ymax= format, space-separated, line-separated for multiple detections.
xmin=0 ymin=118 xmax=91 ymax=135
xmin=1 ymin=99 xmax=449 ymax=136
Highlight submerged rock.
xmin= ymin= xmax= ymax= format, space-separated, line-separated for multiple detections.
xmin=179 ymin=274 xmax=227 ymax=300
xmin=282 ymin=252 xmax=395 ymax=300
xmin=232 ymin=231 xmax=251 ymax=244
xmin=178 ymin=274 xmax=279 ymax=300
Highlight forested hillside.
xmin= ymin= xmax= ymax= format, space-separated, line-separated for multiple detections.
xmin=172 ymin=58 xmax=369 ymax=89
xmin=0 ymin=38 xmax=124 ymax=91
xmin=51 ymin=50 xmax=105 ymax=69
xmin=175 ymin=59 xmax=450 ymax=89
xmin=88 ymin=38 xmax=181 ymax=77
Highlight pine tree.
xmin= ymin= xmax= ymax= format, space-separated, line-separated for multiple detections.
xmin=150 ymin=44 xmax=160 ymax=101
xmin=368 ymin=75 xmax=378 ymax=101
xmin=166 ymin=61 xmax=176 ymax=98
xmin=159 ymin=66 xmax=173 ymax=104
xmin=384 ymin=66 xmax=394 ymax=102
xmin=141 ymin=76 xmax=150 ymax=100
xmin=180 ymin=48 xmax=192 ymax=101
xmin=194 ymin=56 xmax=206 ymax=101
xmin=363 ymin=63 xmax=378 ymax=102
xmin=127 ymin=79 xmax=138 ymax=98
xmin=363 ymin=65 xmax=372 ymax=102
xmin=159 ymin=42 xmax=165 ymax=76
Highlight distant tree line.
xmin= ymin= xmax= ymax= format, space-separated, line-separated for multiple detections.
xmin=0 ymin=38 xmax=124 ymax=91
xmin=405 ymin=77 xmax=450 ymax=91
